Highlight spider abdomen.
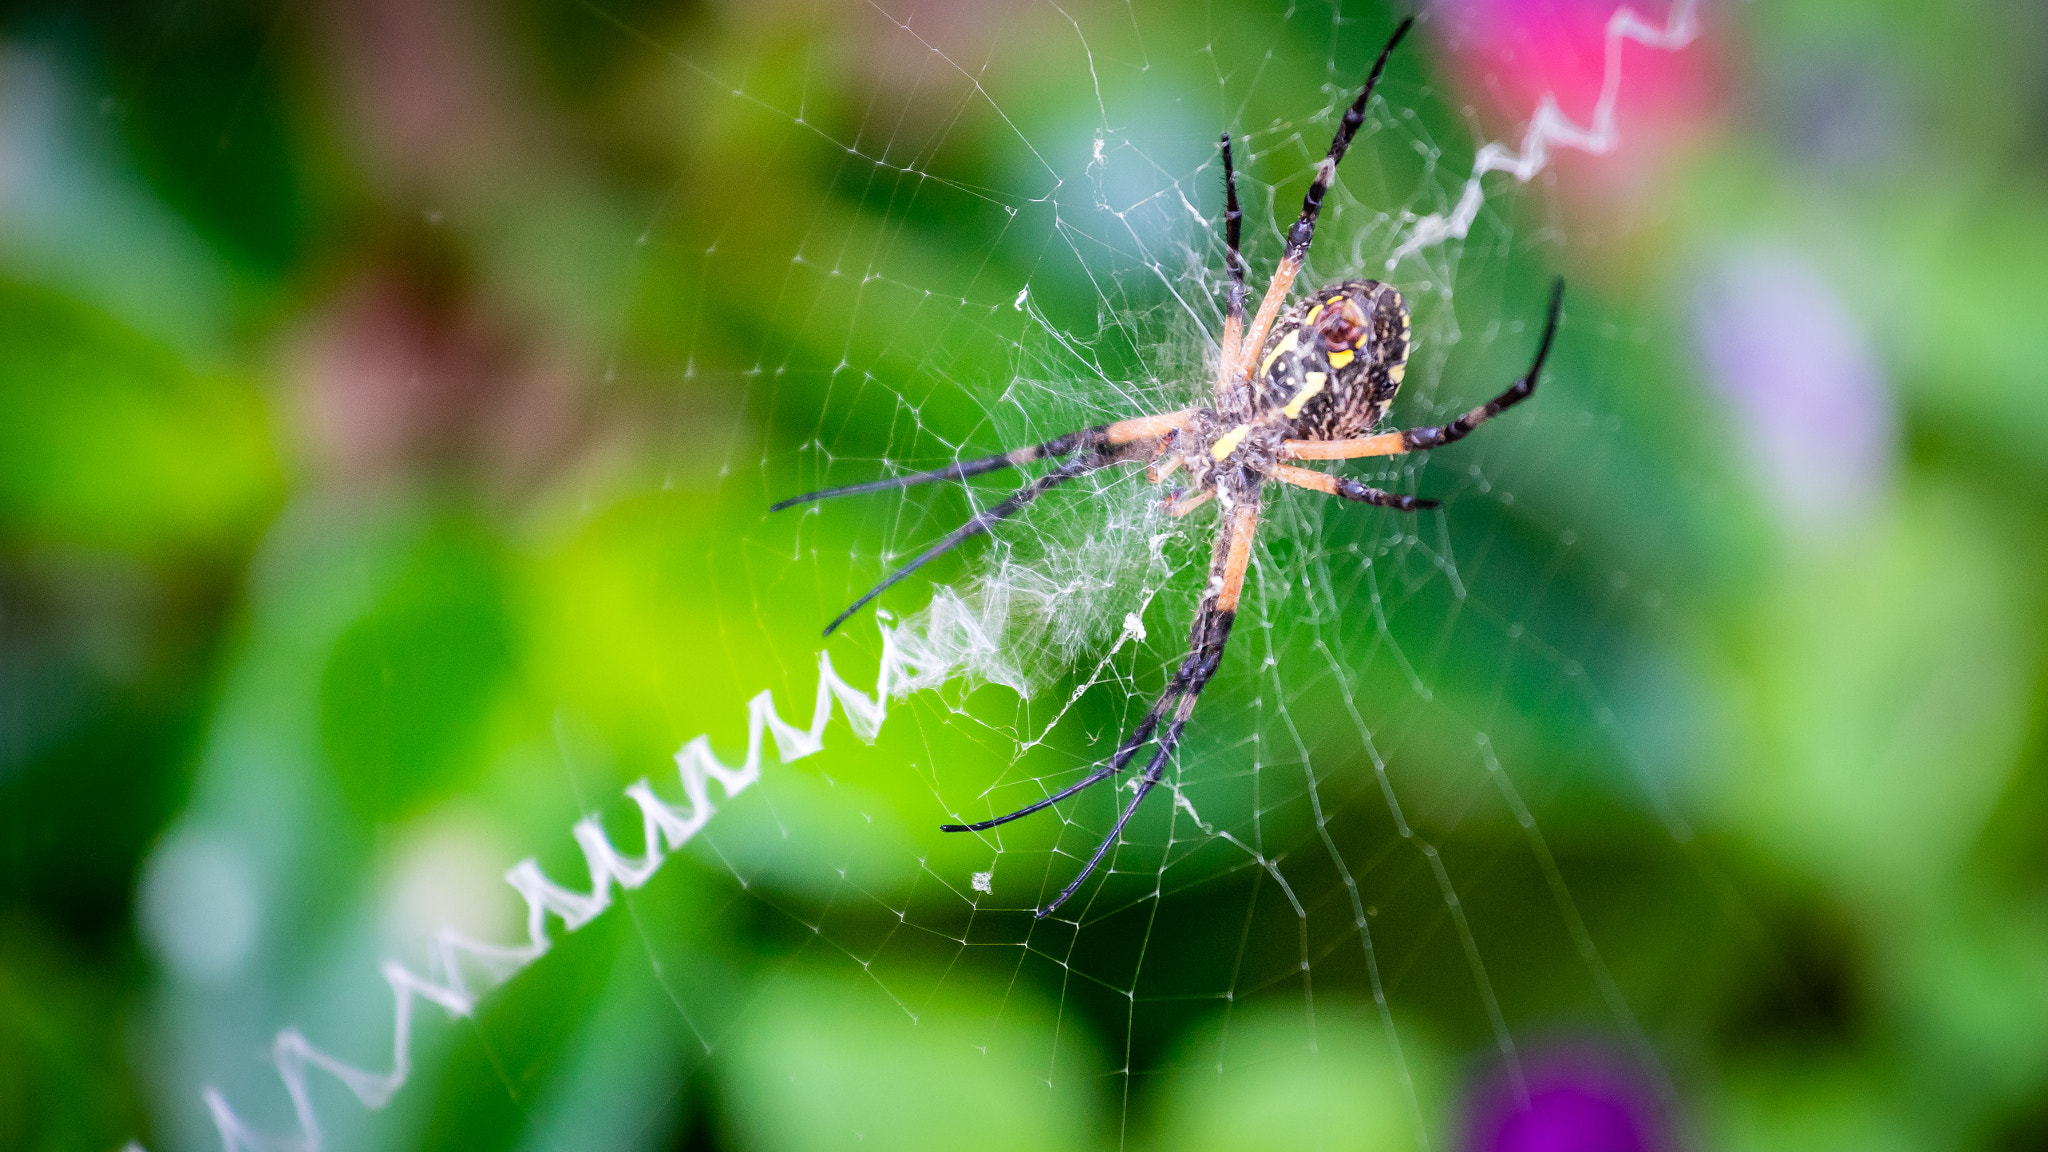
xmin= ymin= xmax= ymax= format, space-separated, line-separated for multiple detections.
xmin=1252 ymin=278 xmax=1410 ymax=440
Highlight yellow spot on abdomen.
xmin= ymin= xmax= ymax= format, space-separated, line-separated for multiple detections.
xmin=1327 ymin=347 xmax=1355 ymax=369
xmin=1284 ymin=371 xmax=1328 ymax=418
xmin=1211 ymin=424 xmax=1251 ymax=460
xmin=1258 ymin=331 xmax=1299 ymax=379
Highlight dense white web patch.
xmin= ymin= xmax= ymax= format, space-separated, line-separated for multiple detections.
xmin=176 ymin=2 xmax=1709 ymax=1149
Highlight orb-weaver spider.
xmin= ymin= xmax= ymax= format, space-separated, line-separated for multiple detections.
xmin=774 ymin=17 xmax=1564 ymax=918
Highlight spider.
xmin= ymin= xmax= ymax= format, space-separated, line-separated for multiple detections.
xmin=773 ymin=17 xmax=1564 ymax=918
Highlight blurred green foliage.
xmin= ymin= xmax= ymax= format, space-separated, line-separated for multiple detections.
xmin=2 ymin=1 xmax=2046 ymax=1151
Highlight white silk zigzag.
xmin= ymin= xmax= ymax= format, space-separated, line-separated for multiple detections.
xmin=194 ymin=621 xmax=917 ymax=1152
xmin=1389 ymin=0 xmax=1702 ymax=267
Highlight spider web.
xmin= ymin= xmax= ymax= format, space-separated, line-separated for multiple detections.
xmin=151 ymin=1 xmax=1727 ymax=1149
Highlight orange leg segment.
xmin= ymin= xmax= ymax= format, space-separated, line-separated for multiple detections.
xmin=1235 ymin=253 xmax=1303 ymax=391
xmin=1280 ymin=430 xmax=1407 ymax=460
xmin=1267 ymin=462 xmax=1438 ymax=511
xmin=1105 ymin=408 xmax=1196 ymax=445
xmin=1216 ymin=502 xmax=1259 ymax=612
xmin=1267 ymin=463 xmax=1342 ymax=495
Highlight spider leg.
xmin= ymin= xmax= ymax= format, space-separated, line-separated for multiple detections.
xmin=1236 ymin=18 xmax=1413 ymax=380
xmin=822 ymin=452 xmax=1107 ymax=636
xmin=1268 ymin=463 xmax=1439 ymax=510
xmin=1280 ymin=431 xmax=1405 ymax=461
xmin=941 ymin=504 xmax=1249 ymax=832
xmin=1213 ymin=132 xmax=1249 ymax=409
xmin=1282 ymin=278 xmax=1564 ymax=462
xmin=1033 ymin=501 xmax=1258 ymax=919
xmin=773 ymin=409 xmax=1193 ymax=511
xmin=940 ymin=657 xmax=1199 ymax=834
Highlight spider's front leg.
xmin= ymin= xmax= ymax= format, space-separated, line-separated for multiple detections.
xmin=1235 ymin=18 xmax=1412 ymax=384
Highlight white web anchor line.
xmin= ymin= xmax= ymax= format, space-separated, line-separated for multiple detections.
xmin=1388 ymin=0 xmax=1701 ymax=266
xmin=194 ymin=622 xmax=918 ymax=1152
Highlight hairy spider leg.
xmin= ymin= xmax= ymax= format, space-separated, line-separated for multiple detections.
xmin=937 ymin=499 xmax=1246 ymax=838
xmin=780 ymin=409 xmax=1193 ymax=635
xmin=1236 ymin=17 xmax=1413 ymax=385
xmin=1283 ymin=278 xmax=1565 ymax=462
xmin=1268 ymin=463 xmax=1440 ymax=510
xmin=939 ymin=644 xmax=1208 ymax=834
xmin=1033 ymin=501 xmax=1257 ymax=919
xmin=772 ymin=410 xmax=1193 ymax=511
xmin=820 ymin=452 xmax=1103 ymax=637
xmin=1212 ymin=132 xmax=1248 ymax=408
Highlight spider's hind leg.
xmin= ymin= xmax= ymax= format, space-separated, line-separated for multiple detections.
xmin=943 ymin=501 xmax=1257 ymax=920
xmin=821 ymin=452 xmax=1102 ymax=636
xmin=771 ymin=432 xmax=1080 ymax=512
xmin=783 ymin=409 xmax=1195 ymax=635
xmin=773 ymin=410 xmax=1194 ymax=512
xmin=1268 ymin=463 xmax=1439 ymax=510
xmin=1213 ymin=132 xmax=1249 ymax=409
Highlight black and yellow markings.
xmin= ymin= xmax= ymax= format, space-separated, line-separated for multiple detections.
xmin=1210 ymin=423 xmax=1251 ymax=460
xmin=1257 ymin=330 xmax=1299 ymax=379
xmin=1283 ymin=371 xmax=1328 ymax=418
xmin=1321 ymin=295 xmax=1369 ymax=370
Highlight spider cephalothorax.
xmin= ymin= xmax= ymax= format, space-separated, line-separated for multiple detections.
xmin=774 ymin=17 xmax=1565 ymax=918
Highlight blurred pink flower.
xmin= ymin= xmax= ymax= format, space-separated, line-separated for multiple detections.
xmin=1416 ymin=0 xmax=1720 ymax=244
xmin=1434 ymin=0 xmax=1713 ymax=138
xmin=286 ymin=271 xmax=582 ymax=490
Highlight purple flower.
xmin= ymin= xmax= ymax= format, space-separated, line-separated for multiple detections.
xmin=1465 ymin=1045 xmax=1672 ymax=1152
xmin=1694 ymin=247 xmax=1895 ymax=533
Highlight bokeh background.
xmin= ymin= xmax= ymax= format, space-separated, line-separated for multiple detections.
xmin=4 ymin=0 xmax=2046 ymax=1149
